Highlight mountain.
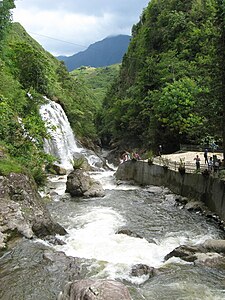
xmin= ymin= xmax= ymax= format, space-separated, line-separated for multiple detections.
xmin=57 ymin=35 xmax=131 ymax=71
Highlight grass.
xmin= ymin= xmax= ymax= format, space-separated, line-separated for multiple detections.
xmin=0 ymin=157 xmax=23 ymax=176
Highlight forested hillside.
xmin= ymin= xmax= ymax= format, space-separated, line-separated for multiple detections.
xmin=71 ymin=65 xmax=120 ymax=109
xmin=99 ymin=0 xmax=225 ymax=154
xmin=2 ymin=0 xmax=225 ymax=183
xmin=0 ymin=1 xmax=99 ymax=184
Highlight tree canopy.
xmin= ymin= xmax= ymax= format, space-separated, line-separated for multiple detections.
xmin=99 ymin=0 xmax=223 ymax=153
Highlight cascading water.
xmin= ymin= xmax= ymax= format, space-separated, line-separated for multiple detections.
xmin=39 ymin=98 xmax=103 ymax=170
xmin=39 ymin=99 xmax=83 ymax=170
xmin=1 ymin=99 xmax=225 ymax=299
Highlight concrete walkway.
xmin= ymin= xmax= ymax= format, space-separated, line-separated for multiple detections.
xmin=154 ymin=151 xmax=223 ymax=173
xmin=162 ymin=151 xmax=222 ymax=163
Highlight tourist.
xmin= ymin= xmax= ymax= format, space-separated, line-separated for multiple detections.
xmin=121 ymin=151 xmax=131 ymax=162
xmin=158 ymin=145 xmax=162 ymax=157
xmin=134 ymin=152 xmax=141 ymax=160
xmin=213 ymin=158 xmax=220 ymax=173
xmin=204 ymin=149 xmax=208 ymax=164
xmin=208 ymin=157 xmax=213 ymax=172
xmin=194 ymin=155 xmax=201 ymax=170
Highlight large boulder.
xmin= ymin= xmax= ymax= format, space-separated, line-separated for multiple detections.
xmin=164 ymin=239 xmax=225 ymax=267
xmin=194 ymin=252 xmax=225 ymax=268
xmin=0 ymin=173 xmax=66 ymax=250
xmin=58 ymin=279 xmax=132 ymax=300
xmin=164 ymin=245 xmax=203 ymax=262
xmin=66 ymin=169 xmax=105 ymax=198
xmin=201 ymin=239 xmax=225 ymax=253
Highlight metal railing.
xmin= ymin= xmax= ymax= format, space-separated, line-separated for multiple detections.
xmin=153 ymin=157 xmax=211 ymax=174
xmin=180 ymin=144 xmax=223 ymax=153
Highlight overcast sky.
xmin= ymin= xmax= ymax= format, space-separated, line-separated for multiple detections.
xmin=12 ymin=0 xmax=149 ymax=56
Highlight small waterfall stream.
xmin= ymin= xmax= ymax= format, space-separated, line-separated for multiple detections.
xmin=0 ymin=100 xmax=225 ymax=299
xmin=39 ymin=99 xmax=83 ymax=170
xmin=39 ymin=99 xmax=103 ymax=171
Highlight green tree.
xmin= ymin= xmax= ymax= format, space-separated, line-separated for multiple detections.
xmin=8 ymin=42 xmax=49 ymax=93
xmin=151 ymin=78 xmax=204 ymax=138
xmin=215 ymin=0 xmax=225 ymax=158
xmin=100 ymin=0 xmax=220 ymax=152
xmin=0 ymin=0 xmax=15 ymax=50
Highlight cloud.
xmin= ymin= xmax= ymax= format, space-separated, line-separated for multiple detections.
xmin=13 ymin=0 xmax=149 ymax=56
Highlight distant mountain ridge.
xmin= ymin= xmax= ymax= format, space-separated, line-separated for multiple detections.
xmin=57 ymin=35 xmax=131 ymax=71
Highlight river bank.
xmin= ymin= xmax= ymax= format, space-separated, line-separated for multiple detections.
xmin=1 ymin=166 xmax=225 ymax=299
xmin=115 ymin=156 xmax=225 ymax=223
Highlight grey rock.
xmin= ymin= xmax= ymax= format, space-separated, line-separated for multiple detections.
xmin=202 ymin=239 xmax=225 ymax=253
xmin=174 ymin=196 xmax=188 ymax=205
xmin=51 ymin=164 xmax=67 ymax=175
xmin=185 ymin=200 xmax=207 ymax=212
xmin=58 ymin=279 xmax=132 ymax=300
xmin=131 ymin=264 xmax=155 ymax=277
xmin=116 ymin=228 xmax=143 ymax=239
xmin=194 ymin=252 xmax=225 ymax=268
xmin=0 ymin=173 xmax=66 ymax=249
xmin=164 ymin=245 xmax=203 ymax=262
xmin=66 ymin=169 xmax=105 ymax=198
xmin=164 ymin=239 xmax=225 ymax=266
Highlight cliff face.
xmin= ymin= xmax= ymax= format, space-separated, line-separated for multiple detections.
xmin=0 ymin=173 xmax=66 ymax=250
xmin=115 ymin=160 xmax=225 ymax=222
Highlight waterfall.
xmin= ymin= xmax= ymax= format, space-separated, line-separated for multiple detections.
xmin=39 ymin=99 xmax=104 ymax=170
xmin=39 ymin=99 xmax=83 ymax=170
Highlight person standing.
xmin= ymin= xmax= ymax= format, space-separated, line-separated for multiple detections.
xmin=158 ymin=145 xmax=162 ymax=157
xmin=194 ymin=155 xmax=201 ymax=170
xmin=208 ymin=157 xmax=213 ymax=172
xmin=204 ymin=149 xmax=208 ymax=164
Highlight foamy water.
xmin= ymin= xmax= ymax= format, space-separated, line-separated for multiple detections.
xmin=89 ymin=170 xmax=141 ymax=190
xmin=55 ymin=201 xmax=219 ymax=285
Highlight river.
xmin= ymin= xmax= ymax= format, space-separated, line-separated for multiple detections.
xmin=1 ymin=169 xmax=225 ymax=299
xmin=1 ymin=99 xmax=224 ymax=299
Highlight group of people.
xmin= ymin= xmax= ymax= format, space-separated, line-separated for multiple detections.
xmin=120 ymin=151 xmax=141 ymax=164
xmin=119 ymin=146 xmax=223 ymax=173
xmin=194 ymin=149 xmax=222 ymax=172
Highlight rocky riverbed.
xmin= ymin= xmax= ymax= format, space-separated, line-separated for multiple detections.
xmin=0 ymin=173 xmax=66 ymax=250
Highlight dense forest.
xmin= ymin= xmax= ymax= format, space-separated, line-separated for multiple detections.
xmin=1 ymin=0 xmax=225 ymax=184
xmin=98 ymin=0 xmax=225 ymax=155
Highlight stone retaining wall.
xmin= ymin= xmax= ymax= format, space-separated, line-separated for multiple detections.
xmin=115 ymin=160 xmax=225 ymax=221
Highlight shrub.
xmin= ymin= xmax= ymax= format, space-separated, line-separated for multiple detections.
xmin=72 ymin=157 xmax=85 ymax=170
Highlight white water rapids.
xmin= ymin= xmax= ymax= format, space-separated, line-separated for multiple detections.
xmin=38 ymin=99 xmax=225 ymax=299
xmin=52 ymin=172 xmax=218 ymax=286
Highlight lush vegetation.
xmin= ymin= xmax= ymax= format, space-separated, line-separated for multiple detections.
xmin=0 ymin=1 xmax=99 ymax=184
xmin=98 ymin=0 xmax=225 ymax=154
xmin=71 ymin=65 xmax=120 ymax=109
xmin=2 ymin=0 xmax=225 ymax=184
